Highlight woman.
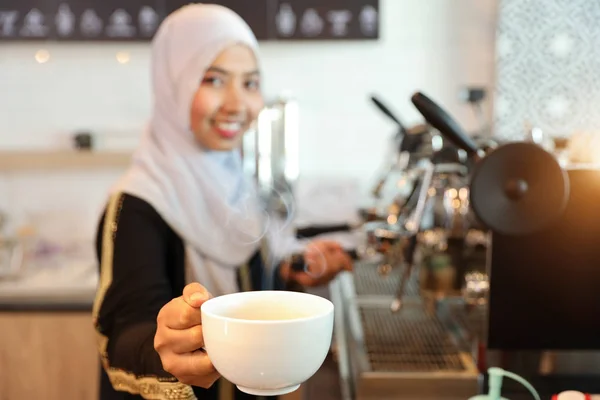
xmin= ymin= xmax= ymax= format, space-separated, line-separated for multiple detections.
xmin=92 ymin=3 xmax=352 ymax=400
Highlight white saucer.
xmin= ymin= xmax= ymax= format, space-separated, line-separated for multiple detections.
xmin=236 ymin=384 xmax=300 ymax=396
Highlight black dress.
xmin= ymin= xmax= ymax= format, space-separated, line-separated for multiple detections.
xmin=93 ymin=192 xmax=295 ymax=400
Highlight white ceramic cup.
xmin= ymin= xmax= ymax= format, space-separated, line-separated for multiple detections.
xmin=200 ymin=290 xmax=334 ymax=396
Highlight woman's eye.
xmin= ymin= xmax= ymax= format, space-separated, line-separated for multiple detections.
xmin=203 ymin=77 xmax=224 ymax=87
xmin=246 ymin=80 xmax=260 ymax=90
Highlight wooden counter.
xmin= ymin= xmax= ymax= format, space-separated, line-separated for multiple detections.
xmin=0 ymin=311 xmax=99 ymax=400
xmin=0 ymin=307 xmax=304 ymax=400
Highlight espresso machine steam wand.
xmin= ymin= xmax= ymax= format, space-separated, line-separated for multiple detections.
xmin=389 ymin=161 xmax=435 ymax=312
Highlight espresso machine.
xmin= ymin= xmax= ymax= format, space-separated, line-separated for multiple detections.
xmin=359 ymin=95 xmax=487 ymax=313
xmin=329 ymin=95 xmax=488 ymax=400
xmin=330 ymin=88 xmax=600 ymax=399
xmin=409 ymin=92 xmax=600 ymax=399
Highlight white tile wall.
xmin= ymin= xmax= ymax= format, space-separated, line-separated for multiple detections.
xmin=0 ymin=0 xmax=498 ymax=242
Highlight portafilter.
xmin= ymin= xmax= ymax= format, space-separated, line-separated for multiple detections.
xmin=410 ymin=91 xmax=569 ymax=236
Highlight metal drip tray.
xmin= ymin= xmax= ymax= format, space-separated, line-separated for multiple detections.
xmin=353 ymin=262 xmax=420 ymax=297
xmin=331 ymin=274 xmax=480 ymax=400
xmin=360 ymin=306 xmax=466 ymax=372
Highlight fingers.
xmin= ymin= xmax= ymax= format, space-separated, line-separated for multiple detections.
xmin=306 ymin=240 xmax=343 ymax=254
xmin=322 ymin=240 xmax=344 ymax=252
xmin=291 ymin=273 xmax=316 ymax=287
xmin=155 ymin=283 xmax=220 ymax=389
xmin=294 ymin=244 xmax=353 ymax=287
xmin=158 ymin=283 xmax=212 ymax=330
xmin=155 ymin=324 xmax=205 ymax=354
xmin=303 ymin=251 xmax=327 ymax=277
xmin=305 ymin=246 xmax=352 ymax=274
xmin=325 ymin=249 xmax=352 ymax=275
xmin=336 ymin=249 xmax=354 ymax=272
xmin=178 ymin=370 xmax=221 ymax=389
xmin=161 ymin=349 xmax=220 ymax=388
xmin=157 ymin=297 xmax=203 ymax=330
xmin=183 ymin=282 xmax=212 ymax=308
xmin=304 ymin=240 xmax=341 ymax=270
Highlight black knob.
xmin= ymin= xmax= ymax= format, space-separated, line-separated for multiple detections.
xmin=504 ymin=178 xmax=528 ymax=200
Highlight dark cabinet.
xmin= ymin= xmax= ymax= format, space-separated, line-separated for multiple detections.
xmin=0 ymin=0 xmax=379 ymax=41
xmin=0 ymin=0 xmax=164 ymax=41
xmin=0 ymin=0 xmax=58 ymax=40
xmin=271 ymin=0 xmax=379 ymax=40
xmin=165 ymin=1 xmax=271 ymax=40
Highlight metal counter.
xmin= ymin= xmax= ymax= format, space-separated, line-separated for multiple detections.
xmin=330 ymin=263 xmax=483 ymax=400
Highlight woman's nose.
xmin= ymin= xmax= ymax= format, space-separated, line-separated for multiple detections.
xmin=222 ymin=85 xmax=245 ymax=113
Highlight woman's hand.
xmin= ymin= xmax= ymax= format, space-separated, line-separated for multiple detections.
xmin=282 ymin=240 xmax=353 ymax=287
xmin=154 ymin=283 xmax=220 ymax=388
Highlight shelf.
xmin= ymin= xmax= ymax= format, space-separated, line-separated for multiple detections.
xmin=0 ymin=151 xmax=132 ymax=171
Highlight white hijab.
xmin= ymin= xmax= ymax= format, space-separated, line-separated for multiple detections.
xmin=110 ymin=4 xmax=268 ymax=296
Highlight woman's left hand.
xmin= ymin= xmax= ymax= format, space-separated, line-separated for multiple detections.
xmin=281 ymin=240 xmax=353 ymax=287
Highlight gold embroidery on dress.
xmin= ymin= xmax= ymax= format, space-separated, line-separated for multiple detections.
xmin=92 ymin=192 xmax=197 ymax=400
xmin=108 ymin=369 xmax=195 ymax=400
xmin=239 ymin=263 xmax=252 ymax=292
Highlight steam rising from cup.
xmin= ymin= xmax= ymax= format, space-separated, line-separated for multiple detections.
xmin=223 ymin=181 xmax=331 ymax=283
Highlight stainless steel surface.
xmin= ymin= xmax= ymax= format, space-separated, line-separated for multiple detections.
xmin=361 ymin=106 xmax=486 ymax=308
xmin=444 ymin=299 xmax=487 ymax=345
xmin=362 ymin=222 xmax=408 ymax=279
xmin=333 ymin=104 xmax=488 ymax=396
xmin=371 ymin=152 xmax=410 ymax=199
xmin=333 ymin=262 xmax=600 ymax=399
xmin=330 ymin=277 xmax=355 ymax=400
xmin=331 ymin=263 xmax=480 ymax=400
xmin=404 ymin=162 xmax=435 ymax=233
xmin=353 ymin=262 xmax=419 ymax=298
xmin=382 ymin=161 xmax=483 ymax=312
xmin=359 ymin=305 xmax=468 ymax=372
xmin=243 ymin=96 xmax=299 ymax=218
xmin=390 ymin=162 xmax=435 ymax=312
xmin=462 ymin=271 xmax=489 ymax=307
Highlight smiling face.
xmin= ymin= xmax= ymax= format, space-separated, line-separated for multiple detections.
xmin=189 ymin=44 xmax=264 ymax=151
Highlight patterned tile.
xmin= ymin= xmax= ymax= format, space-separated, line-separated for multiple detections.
xmin=495 ymin=0 xmax=600 ymax=140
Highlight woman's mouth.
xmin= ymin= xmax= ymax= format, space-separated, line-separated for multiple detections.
xmin=213 ymin=121 xmax=243 ymax=139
